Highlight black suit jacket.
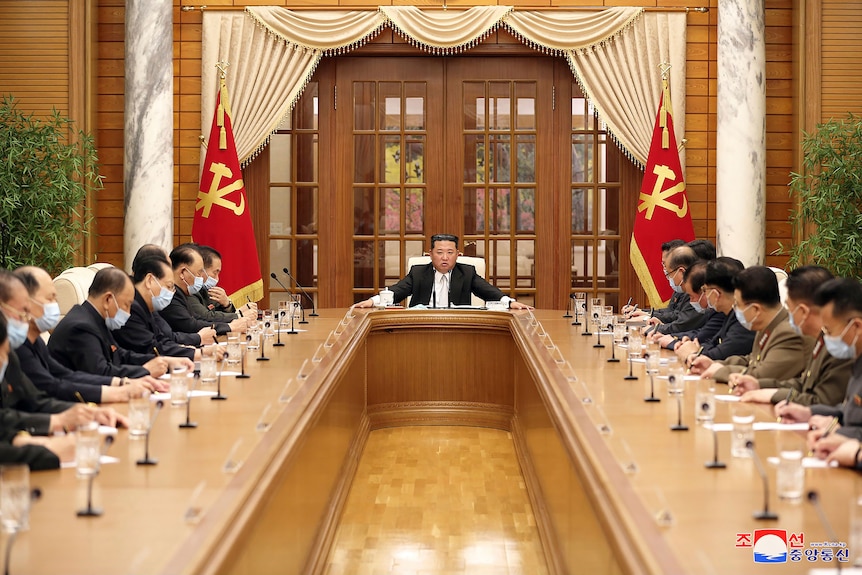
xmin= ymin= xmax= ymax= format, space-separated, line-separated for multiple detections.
xmin=0 ymin=351 xmax=72 ymax=438
xmin=113 ymin=290 xmax=196 ymax=360
xmin=701 ymin=310 xmax=756 ymax=361
xmin=18 ymin=337 xmax=112 ymax=403
xmin=153 ymin=312 xmax=201 ymax=347
xmin=0 ymin=444 xmax=59 ymax=471
xmin=390 ymin=262 xmax=506 ymax=307
xmin=160 ymin=289 xmax=231 ymax=336
xmin=47 ymin=301 xmax=152 ymax=378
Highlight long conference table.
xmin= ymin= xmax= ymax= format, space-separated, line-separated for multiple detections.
xmin=12 ymin=308 xmax=862 ymax=574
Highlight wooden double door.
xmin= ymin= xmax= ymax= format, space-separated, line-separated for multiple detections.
xmin=256 ymin=55 xmax=638 ymax=309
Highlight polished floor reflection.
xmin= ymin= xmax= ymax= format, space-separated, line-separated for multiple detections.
xmin=325 ymin=426 xmax=549 ymax=575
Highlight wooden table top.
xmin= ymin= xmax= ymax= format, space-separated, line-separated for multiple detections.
xmin=9 ymin=309 xmax=860 ymax=575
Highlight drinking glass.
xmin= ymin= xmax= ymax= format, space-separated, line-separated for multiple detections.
xmin=75 ymin=422 xmax=101 ymax=478
xmin=0 ymin=464 xmax=30 ymax=532
xmin=730 ymin=403 xmax=755 ymax=458
xmin=226 ymin=334 xmax=241 ymax=366
xmin=170 ymin=367 xmax=189 ymax=406
xmin=128 ymin=391 xmax=151 ymax=436
xmin=776 ymin=430 xmax=804 ymax=501
xmin=695 ymin=378 xmax=716 ymax=422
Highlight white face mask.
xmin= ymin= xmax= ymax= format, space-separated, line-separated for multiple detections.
xmin=34 ymin=301 xmax=61 ymax=332
xmin=823 ymin=320 xmax=859 ymax=360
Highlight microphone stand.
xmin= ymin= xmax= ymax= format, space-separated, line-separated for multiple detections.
xmin=237 ymin=338 xmax=251 ymax=377
xmin=137 ymin=400 xmax=164 ymax=465
xmin=644 ymin=357 xmax=660 ymax=402
xmin=704 ymin=425 xmax=727 ymax=468
xmin=256 ymin=329 xmax=270 ymax=361
xmin=284 ymin=267 xmax=318 ymax=317
xmin=748 ymin=440 xmax=779 ymax=520
xmin=4 ymin=488 xmax=41 ymax=575
xmin=624 ymin=346 xmax=638 ymax=381
xmin=593 ymin=317 xmax=604 ymax=348
xmin=179 ymin=376 xmax=198 ymax=429
xmin=807 ymin=491 xmax=843 ymax=574
xmin=670 ymin=394 xmax=688 ymax=431
xmin=273 ymin=311 xmax=285 ymax=347
xmin=212 ymin=354 xmax=229 ymax=400
xmin=572 ymin=298 xmax=582 ymax=327
xmin=78 ymin=436 xmax=114 ymax=516
xmin=270 ymin=272 xmax=305 ymax=325
xmin=563 ymin=294 xmax=573 ymax=318
xmin=607 ymin=322 xmax=620 ymax=363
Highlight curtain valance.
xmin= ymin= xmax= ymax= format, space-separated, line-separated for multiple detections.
xmin=201 ymin=6 xmax=686 ymax=168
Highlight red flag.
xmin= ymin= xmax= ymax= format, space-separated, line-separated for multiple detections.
xmin=630 ymin=73 xmax=695 ymax=308
xmin=192 ymin=77 xmax=263 ymax=307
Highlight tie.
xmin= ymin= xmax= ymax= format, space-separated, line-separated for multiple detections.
xmin=439 ymin=274 xmax=448 ymax=308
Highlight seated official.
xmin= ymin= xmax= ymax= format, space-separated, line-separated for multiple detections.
xmin=653 ymin=261 xmax=722 ymax=349
xmin=353 ymin=234 xmax=530 ymax=310
xmin=623 ymin=239 xmax=686 ymax=318
xmin=674 ymin=257 xmax=754 ymax=364
xmin=48 ymin=268 xmax=187 ymax=379
xmin=733 ymin=266 xmax=851 ymax=406
xmin=132 ymin=244 xmax=216 ymax=347
xmin=189 ymin=245 xmax=257 ymax=323
xmin=14 ymin=266 xmax=161 ymax=403
xmin=687 ymin=238 xmax=717 ymax=261
xmin=690 ymin=265 xmax=809 ymax=384
xmin=160 ymin=245 xmax=247 ymax=336
xmin=0 ymin=318 xmax=76 ymax=470
xmin=776 ymin=278 xmax=862 ymax=461
xmin=114 ymin=256 xmax=213 ymax=362
xmin=0 ymin=274 xmax=125 ymax=435
xmin=645 ymin=246 xmax=705 ymax=335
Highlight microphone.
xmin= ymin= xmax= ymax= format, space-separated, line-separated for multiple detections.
xmin=747 ymin=440 xmax=779 ymax=520
xmin=807 ymin=490 xmax=843 ymax=574
xmin=283 ymin=267 xmax=318 ymax=317
xmin=137 ymin=400 xmax=164 ymax=465
xmin=78 ymin=435 xmax=113 ymax=517
xmin=704 ymin=424 xmax=726 ymax=468
xmin=256 ymin=328 xmax=270 ymax=362
xmin=270 ymin=271 xmax=303 ymax=324
xmin=179 ymin=376 xmax=198 ymax=429
xmin=273 ymin=310 xmax=285 ymax=347
xmin=563 ymin=294 xmax=572 ymax=318
xmin=213 ymin=352 xmax=229 ymax=398
xmin=4 ymin=488 xmax=41 ymax=575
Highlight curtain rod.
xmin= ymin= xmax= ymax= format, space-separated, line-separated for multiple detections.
xmin=180 ymin=5 xmax=708 ymax=13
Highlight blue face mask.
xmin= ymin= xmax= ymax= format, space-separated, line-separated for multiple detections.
xmin=151 ymin=279 xmax=174 ymax=312
xmin=666 ymin=269 xmax=684 ymax=294
xmin=6 ymin=316 xmax=28 ymax=349
xmin=34 ymin=301 xmax=61 ymax=333
xmin=734 ymin=304 xmax=757 ymax=331
xmin=204 ymin=274 xmax=218 ymax=290
xmin=691 ymin=300 xmax=705 ymax=314
xmin=823 ymin=321 xmax=858 ymax=360
xmin=105 ymin=296 xmax=131 ymax=331
xmin=787 ymin=305 xmax=805 ymax=336
xmin=185 ymin=270 xmax=204 ymax=295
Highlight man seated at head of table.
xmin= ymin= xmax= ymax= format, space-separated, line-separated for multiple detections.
xmin=644 ymin=246 xmax=707 ymax=336
xmin=48 ymin=267 xmax=191 ymax=379
xmin=0 ymin=316 xmax=76 ymax=470
xmin=730 ymin=266 xmax=852 ymax=407
xmin=113 ymin=255 xmax=224 ymax=364
xmin=190 ymin=245 xmax=257 ymax=323
xmin=14 ymin=266 xmax=162 ymax=403
xmin=353 ymin=234 xmax=531 ymax=310
xmin=0 ymin=270 xmax=125 ymax=435
xmin=623 ymin=239 xmax=686 ymax=319
xmin=671 ymin=257 xmax=755 ymax=365
xmin=688 ymin=265 xmax=810 ymax=384
xmin=159 ymin=244 xmax=248 ymax=336
xmin=131 ymin=244 xmax=217 ymax=348
xmin=773 ymin=278 xmax=862 ymax=468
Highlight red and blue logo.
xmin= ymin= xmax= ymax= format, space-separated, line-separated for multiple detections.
xmin=753 ymin=529 xmax=788 ymax=563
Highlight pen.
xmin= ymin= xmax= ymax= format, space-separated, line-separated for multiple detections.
xmin=75 ymin=391 xmax=97 ymax=408
xmin=686 ymin=345 xmax=704 ymax=374
xmin=821 ymin=416 xmax=839 ymax=438
xmin=778 ymin=388 xmax=797 ymax=422
xmin=153 ymin=346 xmax=160 ymax=356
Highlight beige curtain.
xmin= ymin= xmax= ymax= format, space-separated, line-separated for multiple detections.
xmin=567 ymin=12 xmax=687 ymax=166
xmin=201 ymin=6 xmax=686 ymax=168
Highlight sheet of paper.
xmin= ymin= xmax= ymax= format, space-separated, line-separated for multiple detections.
xmin=61 ymin=455 xmax=120 ymax=469
xmin=150 ymin=390 xmax=218 ymax=402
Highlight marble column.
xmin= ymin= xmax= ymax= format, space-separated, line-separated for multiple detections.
xmin=123 ymin=0 xmax=173 ymax=270
xmin=716 ymin=0 xmax=766 ymax=267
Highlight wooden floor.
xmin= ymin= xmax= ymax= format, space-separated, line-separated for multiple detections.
xmin=324 ymin=426 xmax=550 ymax=575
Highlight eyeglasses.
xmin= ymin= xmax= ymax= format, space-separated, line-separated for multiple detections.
xmin=1 ymin=302 xmax=31 ymax=323
xmin=664 ymin=267 xmax=680 ymax=279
